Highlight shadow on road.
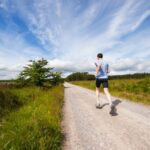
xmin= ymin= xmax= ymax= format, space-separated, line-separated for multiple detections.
xmin=110 ymin=99 xmax=122 ymax=116
xmin=100 ymin=103 xmax=109 ymax=109
xmin=99 ymin=99 xmax=122 ymax=116
xmin=64 ymin=86 xmax=70 ymax=88
xmin=113 ymin=99 xmax=122 ymax=106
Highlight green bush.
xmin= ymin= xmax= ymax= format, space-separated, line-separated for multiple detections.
xmin=0 ymin=89 xmax=23 ymax=119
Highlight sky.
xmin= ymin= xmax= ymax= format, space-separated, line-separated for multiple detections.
xmin=0 ymin=0 xmax=150 ymax=79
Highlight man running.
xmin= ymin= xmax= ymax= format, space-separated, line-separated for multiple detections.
xmin=95 ymin=53 xmax=115 ymax=114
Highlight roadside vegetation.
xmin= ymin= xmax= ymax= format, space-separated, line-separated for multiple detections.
xmin=70 ymin=77 xmax=150 ymax=105
xmin=0 ymin=58 xmax=64 ymax=150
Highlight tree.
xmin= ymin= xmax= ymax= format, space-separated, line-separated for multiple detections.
xmin=17 ymin=58 xmax=53 ymax=86
xmin=51 ymin=72 xmax=63 ymax=86
xmin=66 ymin=72 xmax=95 ymax=81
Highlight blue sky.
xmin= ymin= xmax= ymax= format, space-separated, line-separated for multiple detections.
xmin=0 ymin=0 xmax=150 ymax=79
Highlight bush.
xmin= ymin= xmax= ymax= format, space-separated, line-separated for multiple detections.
xmin=0 ymin=89 xmax=23 ymax=119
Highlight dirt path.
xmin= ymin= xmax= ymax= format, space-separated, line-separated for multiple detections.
xmin=62 ymin=82 xmax=150 ymax=150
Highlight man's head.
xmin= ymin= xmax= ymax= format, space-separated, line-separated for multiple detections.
xmin=97 ymin=53 xmax=103 ymax=59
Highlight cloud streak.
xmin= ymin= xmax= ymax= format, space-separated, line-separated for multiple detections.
xmin=131 ymin=10 xmax=150 ymax=31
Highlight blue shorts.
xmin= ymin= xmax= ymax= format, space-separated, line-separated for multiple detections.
xmin=96 ymin=78 xmax=108 ymax=88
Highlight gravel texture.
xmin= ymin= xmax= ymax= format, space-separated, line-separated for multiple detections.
xmin=62 ymin=82 xmax=150 ymax=150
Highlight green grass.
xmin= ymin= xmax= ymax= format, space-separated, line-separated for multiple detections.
xmin=0 ymin=85 xmax=64 ymax=150
xmin=70 ymin=77 xmax=150 ymax=105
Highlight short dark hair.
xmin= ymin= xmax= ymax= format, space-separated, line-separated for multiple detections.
xmin=97 ymin=53 xmax=103 ymax=58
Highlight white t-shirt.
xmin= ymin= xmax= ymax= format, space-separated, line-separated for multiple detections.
xmin=95 ymin=59 xmax=109 ymax=79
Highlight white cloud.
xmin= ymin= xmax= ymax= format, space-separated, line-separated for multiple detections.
xmin=106 ymin=0 xmax=134 ymax=38
xmin=131 ymin=10 xmax=150 ymax=31
xmin=48 ymin=59 xmax=94 ymax=73
xmin=0 ymin=0 xmax=150 ymax=79
xmin=0 ymin=29 xmax=49 ymax=79
xmin=111 ymin=58 xmax=150 ymax=74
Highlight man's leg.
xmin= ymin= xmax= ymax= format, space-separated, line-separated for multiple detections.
xmin=104 ymin=88 xmax=113 ymax=106
xmin=95 ymin=78 xmax=101 ymax=107
xmin=104 ymin=88 xmax=116 ymax=115
xmin=96 ymin=87 xmax=100 ymax=106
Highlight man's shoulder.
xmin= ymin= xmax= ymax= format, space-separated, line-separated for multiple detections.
xmin=95 ymin=59 xmax=109 ymax=66
xmin=95 ymin=59 xmax=102 ymax=65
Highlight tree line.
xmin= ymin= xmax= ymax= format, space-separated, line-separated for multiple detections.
xmin=66 ymin=72 xmax=150 ymax=81
xmin=66 ymin=72 xmax=95 ymax=81
xmin=109 ymin=73 xmax=150 ymax=80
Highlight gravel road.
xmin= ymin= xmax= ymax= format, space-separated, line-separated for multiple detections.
xmin=62 ymin=82 xmax=150 ymax=150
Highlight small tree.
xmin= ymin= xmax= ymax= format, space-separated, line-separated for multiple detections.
xmin=16 ymin=73 xmax=26 ymax=87
xmin=17 ymin=58 xmax=53 ymax=86
xmin=51 ymin=72 xmax=63 ymax=86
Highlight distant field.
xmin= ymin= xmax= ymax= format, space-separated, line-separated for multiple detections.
xmin=71 ymin=78 xmax=150 ymax=105
xmin=0 ymin=85 xmax=64 ymax=150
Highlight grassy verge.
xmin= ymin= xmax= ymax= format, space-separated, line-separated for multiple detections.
xmin=70 ymin=77 xmax=150 ymax=105
xmin=0 ymin=85 xmax=64 ymax=150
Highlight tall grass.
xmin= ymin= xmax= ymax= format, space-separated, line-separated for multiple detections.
xmin=71 ymin=77 xmax=150 ymax=105
xmin=0 ymin=85 xmax=64 ymax=150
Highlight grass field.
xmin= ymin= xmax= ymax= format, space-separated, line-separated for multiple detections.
xmin=71 ymin=77 xmax=150 ymax=105
xmin=0 ymin=85 xmax=64 ymax=150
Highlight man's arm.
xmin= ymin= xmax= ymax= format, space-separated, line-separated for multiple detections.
xmin=107 ymin=65 xmax=110 ymax=73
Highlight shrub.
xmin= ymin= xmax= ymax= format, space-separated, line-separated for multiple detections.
xmin=0 ymin=89 xmax=23 ymax=119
